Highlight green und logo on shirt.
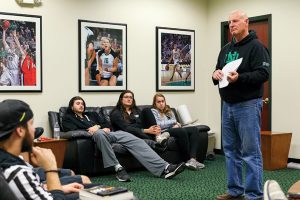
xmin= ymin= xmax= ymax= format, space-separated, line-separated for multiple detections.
xmin=224 ymin=51 xmax=239 ymax=64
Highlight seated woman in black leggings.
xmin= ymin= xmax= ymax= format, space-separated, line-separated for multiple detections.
xmin=151 ymin=93 xmax=207 ymax=170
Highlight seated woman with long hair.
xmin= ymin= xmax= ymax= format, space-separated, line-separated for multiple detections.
xmin=151 ymin=93 xmax=208 ymax=170
xmin=110 ymin=90 xmax=159 ymax=140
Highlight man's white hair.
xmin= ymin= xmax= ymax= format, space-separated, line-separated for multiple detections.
xmin=230 ymin=9 xmax=248 ymax=19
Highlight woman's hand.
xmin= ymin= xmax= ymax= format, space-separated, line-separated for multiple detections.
xmin=145 ymin=125 xmax=161 ymax=135
xmin=172 ymin=122 xmax=181 ymax=128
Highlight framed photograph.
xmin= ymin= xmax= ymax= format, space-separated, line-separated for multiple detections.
xmin=156 ymin=27 xmax=195 ymax=91
xmin=0 ymin=12 xmax=42 ymax=92
xmin=79 ymin=20 xmax=127 ymax=92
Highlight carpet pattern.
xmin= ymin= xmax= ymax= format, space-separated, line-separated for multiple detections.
xmin=91 ymin=155 xmax=300 ymax=199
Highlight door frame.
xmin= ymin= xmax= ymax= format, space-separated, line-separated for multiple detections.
xmin=220 ymin=14 xmax=272 ymax=130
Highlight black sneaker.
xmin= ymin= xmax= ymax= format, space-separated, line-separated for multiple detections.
xmin=116 ymin=167 xmax=131 ymax=182
xmin=163 ymin=162 xmax=185 ymax=179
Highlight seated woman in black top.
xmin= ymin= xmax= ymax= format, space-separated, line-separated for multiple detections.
xmin=110 ymin=90 xmax=160 ymax=140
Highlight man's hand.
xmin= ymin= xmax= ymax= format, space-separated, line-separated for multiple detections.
xmin=212 ymin=69 xmax=224 ymax=81
xmin=227 ymin=71 xmax=239 ymax=83
xmin=62 ymin=183 xmax=84 ymax=194
xmin=30 ymin=147 xmax=57 ymax=171
xmin=87 ymin=125 xmax=99 ymax=134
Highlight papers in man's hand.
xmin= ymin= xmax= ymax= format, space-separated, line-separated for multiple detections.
xmin=219 ymin=58 xmax=243 ymax=88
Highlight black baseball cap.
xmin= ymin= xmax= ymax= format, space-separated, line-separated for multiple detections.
xmin=0 ymin=99 xmax=34 ymax=139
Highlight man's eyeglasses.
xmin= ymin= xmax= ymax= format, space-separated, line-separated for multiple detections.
xmin=123 ymin=96 xmax=133 ymax=99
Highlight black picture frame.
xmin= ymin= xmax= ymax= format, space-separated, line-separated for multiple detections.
xmin=0 ymin=12 xmax=42 ymax=92
xmin=156 ymin=26 xmax=195 ymax=91
xmin=78 ymin=20 xmax=127 ymax=92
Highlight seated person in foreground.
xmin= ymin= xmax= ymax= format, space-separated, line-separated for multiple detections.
xmin=33 ymin=167 xmax=91 ymax=187
xmin=0 ymin=99 xmax=84 ymax=200
xmin=151 ymin=93 xmax=208 ymax=170
xmin=62 ymin=96 xmax=185 ymax=182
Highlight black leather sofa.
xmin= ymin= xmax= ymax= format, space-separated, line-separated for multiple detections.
xmin=48 ymin=105 xmax=210 ymax=176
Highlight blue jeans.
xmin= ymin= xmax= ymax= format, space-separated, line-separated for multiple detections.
xmin=222 ymin=98 xmax=263 ymax=200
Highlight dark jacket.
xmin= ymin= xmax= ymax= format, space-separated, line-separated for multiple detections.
xmin=62 ymin=111 xmax=111 ymax=131
xmin=0 ymin=149 xmax=65 ymax=200
xmin=110 ymin=108 xmax=152 ymax=140
xmin=213 ymin=30 xmax=270 ymax=103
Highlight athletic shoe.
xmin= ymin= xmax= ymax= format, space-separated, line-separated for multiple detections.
xmin=185 ymin=159 xmax=197 ymax=170
xmin=116 ymin=167 xmax=131 ymax=182
xmin=162 ymin=162 xmax=185 ymax=179
xmin=193 ymin=159 xmax=205 ymax=169
xmin=264 ymin=180 xmax=287 ymax=200
xmin=185 ymin=158 xmax=205 ymax=170
xmin=155 ymin=132 xmax=170 ymax=145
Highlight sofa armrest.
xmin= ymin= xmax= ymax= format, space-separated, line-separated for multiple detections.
xmin=193 ymin=124 xmax=210 ymax=132
xmin=60 ymin=130 xmax=92 ymax=139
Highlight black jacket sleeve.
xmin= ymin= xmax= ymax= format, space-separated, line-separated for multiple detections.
xmin=110 ymin=110 xmax=151 ymax=139
xmin=237 ymin=43 xmax=270 ymax=86
xmin=62 ymin=114 xmax=82 ymax=131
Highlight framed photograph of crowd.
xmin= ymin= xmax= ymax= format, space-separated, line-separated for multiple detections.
xmin=78 ymin=20 xmax=127 ymax=92
xmin=156 ymin=27 xmax=195 ymax=91
xmin=0 ymin=12 xmax=42 ymax=92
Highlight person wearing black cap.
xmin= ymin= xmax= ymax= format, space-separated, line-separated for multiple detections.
xmin=0 ymin=99 xmax=84 ymax=200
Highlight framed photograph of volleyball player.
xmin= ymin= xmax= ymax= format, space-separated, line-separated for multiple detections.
xmin=78 ymin=20 xmax=127 ymax=92
xmin=0 ymin=12 xmax=42 ymax=92
xmin=156 ymin=27 xmax=195 ymax=91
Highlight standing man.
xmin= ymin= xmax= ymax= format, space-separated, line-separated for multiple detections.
xmin=212 ymin=10 xmax=270 ymax=200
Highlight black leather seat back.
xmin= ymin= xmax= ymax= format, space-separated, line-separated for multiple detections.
xmin=100 ymin=106 xmax=115 ymax=124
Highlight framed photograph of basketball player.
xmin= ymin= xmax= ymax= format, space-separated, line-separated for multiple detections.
xmin=156 ymin=27 xmax=195 ymax=91
xmin=79 ymin=20 xmax=127 ymax=92
xmin=0 ymin=12 xmax=42 ymax=92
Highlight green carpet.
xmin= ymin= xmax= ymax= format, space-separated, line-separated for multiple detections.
xmin=91 ymin=155 xmax=300 ymax=199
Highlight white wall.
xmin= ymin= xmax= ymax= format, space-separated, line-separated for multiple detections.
xmin=1 ymin=0 xmax=209 ymax=139
xmin=206 ymin=0 xmax=300 ymax=158
xmin=3 ymin=0 xmax=300 ymax=159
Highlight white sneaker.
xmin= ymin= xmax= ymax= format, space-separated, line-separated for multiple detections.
xmin=195 ymin=160 xmax=205 ymax=169
xmin=264 ymin=180 xmax=287 ymax=200
xmin=185 ymin=158 xmax=205 ymax=170
xmin=156 ymin=132 xmax=170 ymax=145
